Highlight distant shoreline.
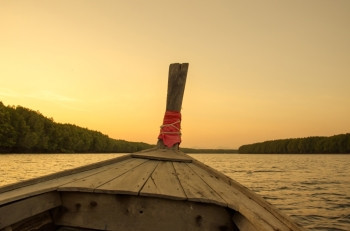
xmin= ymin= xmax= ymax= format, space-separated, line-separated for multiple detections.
xmin=1 ymin=102 xmax=349 ymax=155
xmin=238 ymin=134 xmax=350 ymax=154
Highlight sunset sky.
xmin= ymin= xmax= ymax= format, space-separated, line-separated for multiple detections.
xmin=1 ymin=1 xmax=349 ymax=149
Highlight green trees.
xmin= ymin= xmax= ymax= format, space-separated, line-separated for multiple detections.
xmin=0 ymin=102 xmax=152 ymax=153
xmin=0 ymin=102 xmax=17 ymax=150
xmin=238 ymin=134 xmax=350 ymax=154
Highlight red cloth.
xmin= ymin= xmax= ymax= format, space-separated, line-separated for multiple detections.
xmin=158 ymin=111 xmax=181 ymax=148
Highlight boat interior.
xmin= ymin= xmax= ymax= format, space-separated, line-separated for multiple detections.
xmin=0 ymin=149 xmax=303 ymax=231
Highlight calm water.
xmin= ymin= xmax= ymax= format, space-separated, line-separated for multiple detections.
xmin=0 ymin=153 xmax=349 ymax=231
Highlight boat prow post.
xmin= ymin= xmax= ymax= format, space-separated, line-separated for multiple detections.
xmin=0 ymin=63 xmax=306 ymax=231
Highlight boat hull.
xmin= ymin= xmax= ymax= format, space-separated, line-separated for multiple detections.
xmin=0 ymin=151 xmax=305 ymax=231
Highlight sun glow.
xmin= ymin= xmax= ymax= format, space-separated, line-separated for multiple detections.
xmin=1 ymin=1 xmax=350 ymax=148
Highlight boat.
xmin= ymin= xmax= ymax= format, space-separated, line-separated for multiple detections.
xmin=0 ymin=63 xmax=305 ymax=231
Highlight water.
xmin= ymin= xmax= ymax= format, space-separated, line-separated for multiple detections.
xmin=192 ymin=154 xmax=350 ymax=231
xmin=0 ymin=153 xmax=349 ymax=231
xmin=0 ymin=153 xmax=126 ymax=185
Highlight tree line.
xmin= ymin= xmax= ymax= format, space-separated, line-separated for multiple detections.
xmin=0 ymin=102 xmax=153 ymax=153
xmin=238 ymin=134 xmax=350 ymax=154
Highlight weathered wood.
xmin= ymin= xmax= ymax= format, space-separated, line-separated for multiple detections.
xmin=58 ymin=158 xmax=147 ymax=192
xmin=0 ymin=192 xmax=60 ymax=229
xmin=166 ymin=63 xmax=189 ymax=112
xmin=0 ymin=157 xmax=130 ymax=206
xmin=132 ymin=148 xmax=192 ymax=162
xmin=56 ymin=227 xmax=97 ymax=231
xmin=172 ymin=162 xmax=226 ymax=207
xmin=11 ymin=211 xmax=55 ymax=231
xmin=95 ymin=161 xmax=158 ymax=195
xmin=0 ymin=154 xmax=131 ymax=194
xmin=187 ymin=162 xmax=291 ymax=231
xmin=0 ymin=227 xmax=12 ymax=231
xmin=157 ymin=63 xmax=189 ymax=148
xmin=140 ymin=161 xmax=186 ymax=200
xmin=232 ymin=213 xmax=259 ymax=231
xmin=54 ymin=192 xmax=235 ymax=231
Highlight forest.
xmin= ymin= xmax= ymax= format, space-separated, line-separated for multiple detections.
xmin=0 ymin=102 xmax=153 ymax=153
xmin=238 ymin=134 xmax=350 ymax=154
xmin=2 ymin=102 xmax=349 ymax=154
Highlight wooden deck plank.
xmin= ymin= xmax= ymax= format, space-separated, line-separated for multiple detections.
xmin=172 ymin=162 xmax=227 ymax=207
xmin=0 ymin=159 xmax=129 ymax=206
xmin=140 ymin=161 xmax=186 ymax=200
xmin=132 ymin=149 xmax=192 ymax=163
xmin=95 ymin=160 xmax=158 ymax=195
xmin=10 ymin=211 xmax=54 ymax=231
xmin=59 ymin=158 xmax=148 ymax=192
xmin=188 ymin=163 xmax=291 ymax=231
xmin=0 ymin=192 xmax=61 ymax=229
xmin=233 ymin=213 xmax=259 ymax=231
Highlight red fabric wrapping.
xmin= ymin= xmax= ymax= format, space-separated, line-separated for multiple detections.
xmin=158 ymin=111 xmax=181 ymax=148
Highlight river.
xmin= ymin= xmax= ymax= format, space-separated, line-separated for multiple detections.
xmin=0 ymin=153 xmax=349 ymax=231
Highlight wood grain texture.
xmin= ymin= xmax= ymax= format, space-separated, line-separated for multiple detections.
xmin=1 ymin=227 xmax=12 ymax=231
xmin=132 ymin=148 xmax=192 ymax=162
xmin=57 ymin=227 xmax=97 ymax=231
xmin=173 ymin=162 xmax=226 ymax=207
xmin=10 ymin=211 xmax=54 ymax=231
xmin=95 ymin=160 xmax=158 ymax=195
xmin=233 ymin=212 xmax=259 ymax=231
xmin=0 ymin=226 xmax=12 ymax=231
xmin=166 ymin=63 xmax=189 ymax=112
xmin=0 ymin=192 xmax=60 ymax=229
xmin=140 ymin=161 xmax=186 ymax=200
xmin=58 ymin=158 xmax=147 ymax=192
xmin=54 ymin=192 xmax=234 ymax=231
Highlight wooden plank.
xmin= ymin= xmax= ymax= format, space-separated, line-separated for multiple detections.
xmin=59 ymin=158 xmax=147 ymax=192
xmin=11 ymin=211 xmax=54 ymax=231
xmin=233 ymin=212 xmax=259 ymax=231
xmin=0 ymin=227 xmax=12 ymax=231
xmin=140 ymin=161 xmax=186 ymax=200
xmin=188 ymin=163 xmax=292 ymax=231
xmin=57 ymin=227 xmax=97 ymax=231
xmin=132 ymin=149 xmax=192 ymax=162
xmin=172 ymin=162 xmax=226 ymax=207
xmin=166 ymin=63 xmax=189 ymax=112
xmin=54 ymin=192 xmax=234 ymax=231
xmin=0 ymin=159 xmax=129 ymax=206
xmin=0 ymin=192 xmax=60 ymax=229
xmin=95 ymin=160 xmax=158 ymax=195
xmin=0 ymin=154 xmax=131 ymax=194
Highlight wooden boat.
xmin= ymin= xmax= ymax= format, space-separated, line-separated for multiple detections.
xmin=0 ymin=63 xmax=305 ymax=231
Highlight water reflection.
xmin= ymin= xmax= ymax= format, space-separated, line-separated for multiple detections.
xmin=0 ymin=153 xmax=124 ymax=186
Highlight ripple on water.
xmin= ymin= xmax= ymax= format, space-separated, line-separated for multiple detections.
xmin=190 ymin=154 xmax=350 ymax=231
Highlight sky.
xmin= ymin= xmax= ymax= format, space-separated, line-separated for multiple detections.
xmin=1 ymin=0 xmax=349 ymax=149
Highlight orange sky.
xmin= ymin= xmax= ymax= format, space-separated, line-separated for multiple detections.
xmin=1 ymin=1 xmax=350 ymax=149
